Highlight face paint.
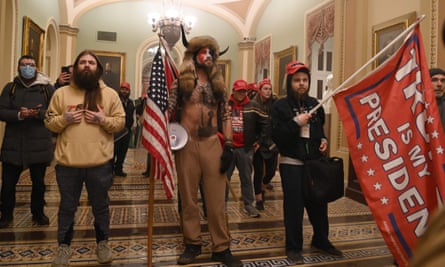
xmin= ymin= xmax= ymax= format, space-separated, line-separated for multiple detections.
xmin=197 ymin=48 xmax=213 ymax=64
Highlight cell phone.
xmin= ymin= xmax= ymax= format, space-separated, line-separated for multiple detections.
xmin=29 ymin=104 xmax=43 ymax=111
xmin=61 ymin=66 xmax=70 ymax=73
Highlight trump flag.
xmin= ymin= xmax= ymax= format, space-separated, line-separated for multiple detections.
xmin=333 ymin=25 xmax=445 ymax=266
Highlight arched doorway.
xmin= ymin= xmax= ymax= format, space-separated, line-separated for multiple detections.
xmin=44 ymin=21 xmax=59 ymax=83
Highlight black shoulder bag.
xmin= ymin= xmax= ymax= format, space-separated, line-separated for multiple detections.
xmin=303 ymin=156 xmax=345 ymax=203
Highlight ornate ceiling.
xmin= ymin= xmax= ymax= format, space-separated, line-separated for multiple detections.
xmin=66 ymin=0 xmax=270 ymax=36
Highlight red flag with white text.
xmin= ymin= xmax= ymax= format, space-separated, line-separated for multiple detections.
xmin=333 ymin=25 xmax=445 ymax=266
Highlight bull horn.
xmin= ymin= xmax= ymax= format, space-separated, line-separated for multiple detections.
xmin=180 ymin=24 xmax=189 ymax=48
xmin=219 ymin=46 xmax=229 ymax=56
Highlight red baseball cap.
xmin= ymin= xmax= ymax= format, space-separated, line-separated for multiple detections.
xmin=120 ymin=82 xmax=131 ymax=90
xmin=247 ymin=82 xmax=258 ymax=91
xmin=286 ymin=60 xmax=310 ymax=75
xmin=233 ymin=79 xmax=248 ymax=91
xmin=258 ymin=78 xmax=272 ymax=89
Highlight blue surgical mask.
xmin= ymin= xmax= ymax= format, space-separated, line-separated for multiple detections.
xmin=20 ymin=65 xmax=36 ymax=79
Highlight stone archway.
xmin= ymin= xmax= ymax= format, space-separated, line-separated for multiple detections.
xmin=44 ymin=21 xmax=59 ymax=82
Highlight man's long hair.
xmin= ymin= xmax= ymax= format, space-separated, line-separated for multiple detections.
xmin=72 ymin=50 xmax=104 ymax=111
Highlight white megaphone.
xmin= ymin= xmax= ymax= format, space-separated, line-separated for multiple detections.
xmin=168 ymin=122 xmax=188 ymax=151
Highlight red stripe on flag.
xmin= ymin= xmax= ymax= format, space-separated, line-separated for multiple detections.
xmin=164 ymin=55 xmax=178 ymax=91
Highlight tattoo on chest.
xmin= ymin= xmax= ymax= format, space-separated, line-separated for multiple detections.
xmin=190 ymin=83 xmax=216 ymax=107
xmin=191 ymin=83 xmax=218 ymax=137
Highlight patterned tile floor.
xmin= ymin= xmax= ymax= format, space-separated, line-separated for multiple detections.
xmin=0 ymin=148 xmax=397 ymax=266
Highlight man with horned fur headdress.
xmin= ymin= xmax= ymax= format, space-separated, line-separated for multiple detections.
xmin=168 ymin=33 xmax=242 ymax=266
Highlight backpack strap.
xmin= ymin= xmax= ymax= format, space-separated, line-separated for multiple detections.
xmin=9 ymin=82 xmax=17 ymax=100
xmin=40 ymin=84 xmax=50 ymax=105
xmin=8 ymin=82 xmax=50 ymax=105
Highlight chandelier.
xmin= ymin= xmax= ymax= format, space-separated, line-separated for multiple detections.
xmin=147 ymin=0 xmax=196 ymax=49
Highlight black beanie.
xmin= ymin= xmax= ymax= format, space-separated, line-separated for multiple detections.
xmin=429 ymin=68 xmax=445 ymax=77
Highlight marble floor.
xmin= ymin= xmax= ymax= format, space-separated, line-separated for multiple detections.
xmin=0 ymin=148 xmax=397 ymax=266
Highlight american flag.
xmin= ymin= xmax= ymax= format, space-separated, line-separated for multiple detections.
xmin=142 ymin=47 xmax=175 ymax=199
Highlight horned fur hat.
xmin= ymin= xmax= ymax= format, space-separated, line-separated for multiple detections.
xmin=179 ymin=31 xmax=228 ymax=100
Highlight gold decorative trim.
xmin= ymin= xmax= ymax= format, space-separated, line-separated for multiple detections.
xmin=21 ymin=16 xmax=45 ymax=70
xmin=273 ymin=46 xmax=298 ymax=97
xmin=59 ymin=24 xmax=79 ymax=36
xmin=429 ymin=0 xmax=439 ymax=66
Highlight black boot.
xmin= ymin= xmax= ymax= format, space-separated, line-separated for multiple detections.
xmin=32 ymin=213 xmax=50 ymax=225
xmin=0 ymin=214 xmax=13 ymax=228
xmin=211 ymin=249 xmax=242 ymax=267
xmin=114 ymin=170 xmax=127 ymax=177
xmin=178 ymin=244 xmax=201 ymax=265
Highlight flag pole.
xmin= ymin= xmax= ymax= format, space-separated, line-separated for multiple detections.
xmin=159 ymin=34 xmax=179 ymax=72
xmin=309 ymin=14 xmax=426 ymax=114
xmin=147 ymin=156 xmax=155 ymax=267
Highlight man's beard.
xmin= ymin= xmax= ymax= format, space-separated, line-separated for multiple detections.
xmin=73 ymin=68 xmax=100 ymax=91
xmin=196 ymin=59 xmax=214 ymax=72
xmin=293 ymin=90 xmax=308 ymax=102
xmin=120 ymin=93 xmax=129 ymax=100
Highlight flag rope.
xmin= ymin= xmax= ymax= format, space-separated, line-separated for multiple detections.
xmin=309 ymin=14 xmax=426 ymax=114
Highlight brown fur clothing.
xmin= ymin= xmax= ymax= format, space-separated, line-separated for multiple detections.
xmin=178 ymin=35 xmax=226 ymax=101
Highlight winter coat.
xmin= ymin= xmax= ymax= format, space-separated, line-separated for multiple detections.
xmin=253 ymin=94 xmax=278 ymax=158
xmin=228 ymin=96 xmax=272 ymax=149
xmin=0 ymin=73 xmax=55 ymax=166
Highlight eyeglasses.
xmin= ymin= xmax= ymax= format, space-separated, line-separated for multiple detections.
xmin=19 ymin=63 xmax=36 ymax=67
xmin=431 ymin=77 xmax=445 ymax=83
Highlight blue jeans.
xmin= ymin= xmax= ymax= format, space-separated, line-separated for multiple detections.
xmin=55 ymin=162 xmax=113 ymax=245
xmin=226 ymin=147 xmax=255 ymax=206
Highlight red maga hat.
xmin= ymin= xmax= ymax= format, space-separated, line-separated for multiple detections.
xmin=233 ymin=79 xmax=248 ymax=91
xmin=286 ymin=60 xmax=309 ymax=75
xmin=258 ymin=78 xmax=272 ymax=89
xmin=120 ymin=82 xmax=131 ymax=90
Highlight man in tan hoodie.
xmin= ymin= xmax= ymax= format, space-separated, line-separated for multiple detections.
xmin=45 ymin=50 xmax=125 ymax=267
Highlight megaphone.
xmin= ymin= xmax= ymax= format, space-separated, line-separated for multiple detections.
xmin=168 ymin=122 xmax=188 ymax=151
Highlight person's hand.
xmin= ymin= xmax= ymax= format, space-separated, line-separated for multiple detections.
xmin=293 ymin=113 xmax=312 ymax=126
xmin=19 ymin=107 xmax=40 ymax=119
xmin=84 ymin=105 xmax=105 ymax=125
xmin=253 ymin=142 xmax=260 ymax=153
xmin=319 ymin=139 xmax=328 ymax=153
xmin=58 ymin=72 xmax=71 ymax=85
xmin=63 ymin=106 xmax=84 ymax=124
xmin=220 ymin=145 xmax=234 ymax=174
